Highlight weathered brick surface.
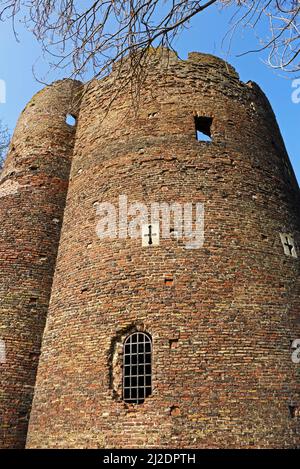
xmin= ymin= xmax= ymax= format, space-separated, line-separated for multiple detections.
xmin=2 ymin=50 xmax=300 ymax=448
xmin=0 ymin=80 xmax=82 ymax=448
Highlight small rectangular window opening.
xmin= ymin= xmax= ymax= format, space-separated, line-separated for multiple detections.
xmin=195 ymin=116 xmax=213 ymax=142
xmin=289 ymin=405 xmax=297 ymax=418
xmin=164 ymin=276 xmax=174 ymax=287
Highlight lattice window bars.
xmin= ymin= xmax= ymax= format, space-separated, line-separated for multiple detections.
xmin=123 ymin=332 xmax=152 ymax=404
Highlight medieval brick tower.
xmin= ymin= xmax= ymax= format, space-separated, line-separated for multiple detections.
xmin=0 ymin=50 xmax=299 ymax=449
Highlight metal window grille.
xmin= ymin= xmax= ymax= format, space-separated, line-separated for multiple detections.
xmin=123 ymin=332 xmax=152 ymax=404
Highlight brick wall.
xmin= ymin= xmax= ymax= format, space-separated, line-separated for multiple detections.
xmin=3 ymin=50 xmax=299 ymax=449
xmin=0 ymin=79 xmax=82 ymax=448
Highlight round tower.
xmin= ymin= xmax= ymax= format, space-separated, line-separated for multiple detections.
xmin=26 ymin=51 xmax=300 ymax=448
xmin=0 ymin=79 xmax=82 ymax=448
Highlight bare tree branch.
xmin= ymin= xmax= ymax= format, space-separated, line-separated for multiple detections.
xmin=0 ymin=0 xmax=219 ymax=84
xmin=228 ymin=1 xmax=300 ymax=73
xmin=0 ymin=1 xmax=299 ymax=87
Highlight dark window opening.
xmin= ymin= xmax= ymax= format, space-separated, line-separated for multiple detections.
xmin=289 ymin=405 xmax=297 ymax=418
xmin=169 ymin=338 xmax=179 ymax=349
xmin=195 ymin=116 xmax=213 ymax=142
xmin=123 ymin=332 xmax=152 ymax=404
xmin=66 ymin=114 xmax=77 ymax=126
xmin=164 ymin=276 xmax=174 ymax=286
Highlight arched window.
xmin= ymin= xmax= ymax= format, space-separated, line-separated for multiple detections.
xmin=123 ymin=332 xmax=152 ymax=404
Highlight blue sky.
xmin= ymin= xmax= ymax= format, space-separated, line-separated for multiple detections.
xmin=0 ymin=3 xmax=299 ymax=182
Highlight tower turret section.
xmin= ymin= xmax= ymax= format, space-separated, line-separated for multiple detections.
xmin=0 ymin=79 xmax=82 ymax=448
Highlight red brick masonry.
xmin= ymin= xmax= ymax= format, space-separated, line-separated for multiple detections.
xmin=1 ymin=50 xmax=299 ymax=448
